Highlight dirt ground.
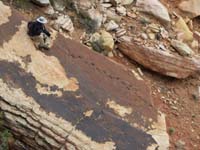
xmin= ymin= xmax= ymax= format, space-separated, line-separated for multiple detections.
xmin=3 ymin=0 xmax=200 ymax=149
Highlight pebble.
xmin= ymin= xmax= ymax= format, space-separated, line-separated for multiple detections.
xmin=160 ymin=27 xmax=169 ymax=39
xmin=141 ymin=33 xmax=148 ymax=40
xmin=148 ymin=33 xmax=156 ymax=40
xmin=121 ymin=0 xmax=134 ymax=5
xmin=106 ymin=9 xmax=122 ymax=22
xmin=127 ymin=12 xmax=137 ymax=19
xmin=104 ymin=20 xmax=119 ymax=31
xmin=116 ymin=28 xmax=127 ymax=37
xmin=118 ymin=35 xmax=132 ymax=42
xmin=148 ymin=23 xmax=160 ymax=33
xmin=116 ymin=6 xmax=127 ymax=16
xmin=175 ymin=140 xmax=185 ymax=150
xmin=108 ymin=51 xmax=114 ymax=57
xmin=191 ymin=40 xmax=199 ymax=49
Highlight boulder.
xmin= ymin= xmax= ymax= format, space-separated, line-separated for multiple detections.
xmin=136 ymin=0 xmax=171 ymax=23
xmin=99 ymin=30 xmax=114 ymax=51
xmin=179 ymin=0 xmax=200 ymax=18
xmin=81 ymin=8 xmax=103 ymax=31
xmin=90 ymin=30 xmax=114 ymax=52
xmin=31 ymin=0 xmax=50 ymax=7
xmin=118 ymin=42 xmax=200 ymax=79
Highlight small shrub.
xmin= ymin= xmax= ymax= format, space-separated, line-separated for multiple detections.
xmin=0 ymin=129 xmax=13 ymax=150
xmin=169 ymin=127 xmax=175 ymax=135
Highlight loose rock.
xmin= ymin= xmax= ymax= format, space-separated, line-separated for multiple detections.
xmin=50 ymin=0 xmax=66 ymax=11
xmin=43 ymin=5 xmax=55 ymax=15
xmin=31 ymin=0 xmax=50 ymax=7
xmin=90 ymin=31 xmax=114 ymax=52
xmin=106 ymin=9 xmax=122 ymax=22
xmin=175 ymin=140 xmax=186 ymax=150
xmin=136 ymin=0 xmax=171 ymax=23
xmin=171 ymin=40 xmax=194 ymax=56
xmin=121 ymin=0 xmax=133 ymax=5
xmin=118 ymin=35 xmax=132 ymax=43
xmin=127 ymin=12 xmax=137 ymax=19
xmin=83 ymin=8 xmax=103 ymax=30
xmin=175 ymin=17 xmax=193 ymax=42
xmin=116 ymin=6 xmax=127 ymax=16
xmin=99 ymin=30 xmax=114 ymax=51
xmin=148 ymin=33 xmax=156 ymax=40
xmin=141 ymin=33 xmax=148 ymax=40
xmin=104 ymin=20 xmax=119 ymax=31
xmin=116 ymin=28 xmax=126 ymax=38
xmin=53 ymin=15 xmax=74 ymax=32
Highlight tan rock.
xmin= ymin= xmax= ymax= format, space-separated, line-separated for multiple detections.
xmin=148 ymin=33 xmax=156 ymax=40
xmin=175 ymin=17 xmax=193 ymax=42
xmin=127 ymin=12 xmax=137 ymax=19
xmin=99 ymin=30 xmax=114 ymax=51
xmin=90 ymin=31 xmax=114 ymax=51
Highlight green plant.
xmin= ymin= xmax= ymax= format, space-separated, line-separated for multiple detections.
xmin=169 ymin=127 xmax=175 ymax=135
xmin=0 ymin=112 xmax=13 ymax=150
xmin=0 ymin=129 xmax=13 ymax=150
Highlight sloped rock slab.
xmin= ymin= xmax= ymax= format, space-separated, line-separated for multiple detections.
xmin=0 ymin=2 xmax=169 ymax=150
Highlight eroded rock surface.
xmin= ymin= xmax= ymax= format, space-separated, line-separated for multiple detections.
xmin=0 ymin=2 xmax=169 ymax=150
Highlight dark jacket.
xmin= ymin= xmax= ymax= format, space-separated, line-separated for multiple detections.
xmin=27 ymin=21 xmax=51 ymax=37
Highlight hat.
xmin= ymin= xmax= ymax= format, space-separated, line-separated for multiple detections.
xmin=36 ymin=16 xmax=48 ymax=24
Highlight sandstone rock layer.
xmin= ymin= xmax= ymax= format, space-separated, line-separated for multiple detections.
xmin=0 ymin=2 xmax=169 ymax=150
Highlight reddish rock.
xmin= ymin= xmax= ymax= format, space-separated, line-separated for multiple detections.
xmin=118 ymin=42 xmax=200 ymax=79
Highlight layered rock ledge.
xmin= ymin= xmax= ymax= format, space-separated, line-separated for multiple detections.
xmin=0 ymin=2 xmax=169 ymax=150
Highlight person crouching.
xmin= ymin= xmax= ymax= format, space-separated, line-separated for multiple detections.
xmin=27 ymin=16 xmax=51 ymax=50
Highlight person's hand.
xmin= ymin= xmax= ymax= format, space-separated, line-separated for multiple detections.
xmin=47 ymin=32 xmax=51 ymax=37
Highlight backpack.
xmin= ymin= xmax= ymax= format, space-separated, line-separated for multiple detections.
xmin=27 ymin=21 xmax=34 ymax=36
